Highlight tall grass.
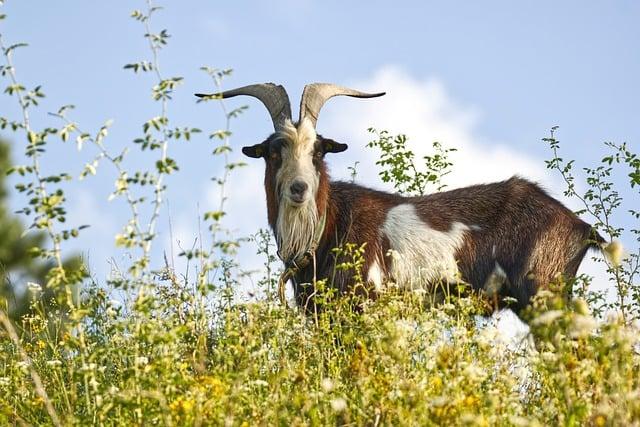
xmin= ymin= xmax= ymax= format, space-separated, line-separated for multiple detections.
xmin=1 ymin=2 xmax=639 ymax=426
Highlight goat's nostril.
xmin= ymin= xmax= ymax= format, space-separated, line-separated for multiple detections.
xmin=290 ymin=181 xmax=308 ymax=196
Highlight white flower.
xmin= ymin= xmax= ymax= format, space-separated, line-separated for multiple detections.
xmin=531 ymin=310 xmax=564 ymax=326
xmin=0 ymin=377 xmax=10 ymax=386
xmin=27 ymin=282 xmax=42 ymax=293
xmin=463 ymin=364 xmax=487 ymax=382
xmin=321 ymin=378 xmax=335 ymax=393
xmin=46 ymin=360 xmax=62 ymax=367
xmin=330 ymin=397 xmax=347 ymax=412
xmin=430 ymin=396 xmax=448 ymax=407
xmin=570 ymin=314 xmax=597 ymax=338
xmin=135 ymin=357 xmax=148 ymax=367
xmin=81 ymin=363 xmax=97 ymax=372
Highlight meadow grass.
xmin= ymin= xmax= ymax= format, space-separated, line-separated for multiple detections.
xmin=1 ymin=279 xmax=639 ymax=425
xmin=1 ymin=1 xmax=639 ymax=425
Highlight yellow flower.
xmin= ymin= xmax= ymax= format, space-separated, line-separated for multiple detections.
xmin=429 ymin=376 xmax=443 ymax=391
xmin=198 ymin=375 xmax=227 ymax=397
xmin=170 ymin=396 xmax=195 ymax=413
xmin=463 ymin=395 xmax=478 ymax=408
xmin=181 ymin=399 xmax=194 ymax=412
xmin=594 ymin=415 xmax=606 ymax=427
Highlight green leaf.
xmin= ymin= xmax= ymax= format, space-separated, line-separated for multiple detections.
xmin=204 ymin=211 xmax=226 ymax=221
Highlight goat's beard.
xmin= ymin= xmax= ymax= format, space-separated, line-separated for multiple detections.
xmin=276 ymin=198 xmax=319 ymax=263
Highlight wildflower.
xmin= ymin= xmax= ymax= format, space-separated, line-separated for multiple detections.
xmin=321 ymin=378 xmax=335 ymax=393
xmin=429 ymin=376 xmax=443 ymax=391
xmin=252 ymin=379 xmax=269 ymax=387
xmin=463 ymin=395 xmax=478 ymax=407
xmin=593 ymin=415 xmax=606 ymax=426
xmin=330 ymin=397 xmax=347 ymax=413
xmin=0 ymin=377 xmax=9 ymax=386
xmin=570 ymin=314 xmax=596 ymax=338
xmin=170 ymin=396 xmax=195 ymax=413
xmin=181 ymin=399 xmax=194 ymax=412
xmin=476 ymin=325 xmax=499 ymax=348
xmin=531 ymin=310 xmax=564 ymax=326
xmin=26 ymin=282 xmax=42 ymax=293
xmin=430 ymin=396 xmax=448 ymax=407
xmin=541 ymin=352 xmax=557 ymax=363
xmin=135 ymin=356 xmax=149 ymax=366
xmin=81 ymin=363 xmax=97 ymax=372
xmin=200 ymin=376 xmax=226 ymax=396
xmin=463 ymin=364 xmax=487 ymax=382
xmin=16 ymin=361 xmax=29 ymax=374
xmin=46 ymin=360 xmax=62 ymax=367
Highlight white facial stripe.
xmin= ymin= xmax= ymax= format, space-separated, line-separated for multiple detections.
xmin=275 ymin=118 xmax=319 ymax=201
xmin=381 ymin=204 xmax=469 ymax=289
xmin=274 ymin=118 xmax=321 ymax=262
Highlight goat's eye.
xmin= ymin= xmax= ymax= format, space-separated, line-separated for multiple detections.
xmin=314 ymin=150 xmax=323 ymax=159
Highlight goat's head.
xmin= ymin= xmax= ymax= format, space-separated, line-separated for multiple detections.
xmin=196 ymin=83 xmax=384 ymax=263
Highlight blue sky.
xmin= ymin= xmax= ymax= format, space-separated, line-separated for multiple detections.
xmin=1 ymin=1 xmax=638 ymax=297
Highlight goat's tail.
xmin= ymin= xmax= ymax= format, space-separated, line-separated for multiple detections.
xmin=589 ymin=229 xmax=624 ymax=267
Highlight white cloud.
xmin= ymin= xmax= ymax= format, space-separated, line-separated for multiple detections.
xmin=321 ymin=65 xmax=549 ymax=189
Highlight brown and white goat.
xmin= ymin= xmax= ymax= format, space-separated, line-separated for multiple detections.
xmin=197 ymin=83 xmax=605 ymax=315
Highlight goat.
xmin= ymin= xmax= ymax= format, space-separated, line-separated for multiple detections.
xmin=196 ymin=83 xmax=607 ymax=316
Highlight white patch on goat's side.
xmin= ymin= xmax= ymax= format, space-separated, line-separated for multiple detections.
xmin=367 ymin=259 xmax=385 ymax=291
xmin=275 ymin=118 xmax=321 ymax=262
xmin=470 ymin=224 xmax=482 ymax=231
xmin=382 ymin=204 xmax=469 ymax=289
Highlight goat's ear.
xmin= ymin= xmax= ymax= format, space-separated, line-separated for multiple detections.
xmin=322 ymin=138 xmax=348 ymax=154
xmin=242 ymin=143 xmax=266 ymax=158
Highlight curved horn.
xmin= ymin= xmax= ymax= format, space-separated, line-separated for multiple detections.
xmin=195 ymin=83 xmax=292 ymax=131
xmin=299 ymin=83 xmax=385 ymax=128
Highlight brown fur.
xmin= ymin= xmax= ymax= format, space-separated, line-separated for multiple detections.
xmin=256 ymin=133 xmax=601 ymax=316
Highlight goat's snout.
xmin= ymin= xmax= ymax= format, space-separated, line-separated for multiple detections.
xmin=289 ymin=180 xmax=308 ymax=203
